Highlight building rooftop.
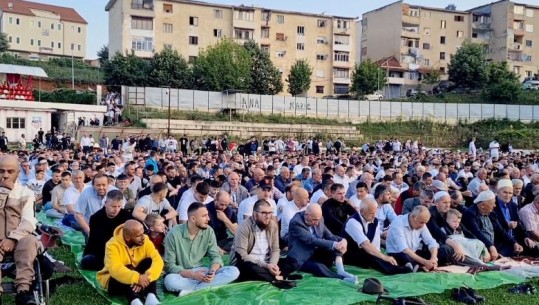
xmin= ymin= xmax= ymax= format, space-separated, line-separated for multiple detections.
xmin=0 ymin=0 xmax=87 ymax=24
xmin=105 ymin=0 xmax=357 ymax=20
xmin=363 ymin=0 xmax=469 ymax=17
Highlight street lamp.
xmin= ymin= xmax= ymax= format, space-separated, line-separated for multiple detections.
xmin=71 ymin=44 xmax=75 ymax=90
xmin=163 ymin=86 xmax=172 ymax=137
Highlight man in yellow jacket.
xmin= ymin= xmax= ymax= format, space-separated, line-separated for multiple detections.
xmin=97 ymin=220 xmax=163 ymax=305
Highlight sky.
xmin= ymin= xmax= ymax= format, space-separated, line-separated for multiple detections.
xmin=35 ymin=0 xmax=516 ymax=59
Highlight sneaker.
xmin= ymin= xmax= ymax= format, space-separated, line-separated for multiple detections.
xmin=451 ymin=288 xmax=476 ymax=304
xmin=285 ymin=274 xmax=303 ymax=281
xmin=405 ymin=263 xmax=420 ymax=273
xmin=463 ymin=287 xmax=485 ymax=303
xmin=15 ymin=290 xmax=37 ymax=305
xmin=178 ymin=289 xmax=194 ymax=297
xmin=509 ymin=283 xmax=537 ymax=294
xmin=271 ymin=280 xmax=296 ymax=290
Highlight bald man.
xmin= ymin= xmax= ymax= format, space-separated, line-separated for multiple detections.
xmin=246 ymin=168 xmax=265 ymax=192
xmin=0 ymin=155 xmax=40 ymax=304
xmin=280 ymin=188 xmax=310 ymax=243
xmin=207 ymin=191 xmax=238 ymax=252
xmin=286 ymin=204 xmax=358 ymax=284
xmin=97 ymin=220 xmax=164 ymax=305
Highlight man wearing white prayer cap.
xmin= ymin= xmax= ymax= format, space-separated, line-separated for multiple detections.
xmin=426 ymin=191 xmax=466 ymax=265
xmin=462 ymin=190 xmax=523 ymax=260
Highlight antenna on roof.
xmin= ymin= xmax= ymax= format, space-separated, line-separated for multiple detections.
xmin=7 ymin=2 xmax=13 ymax=9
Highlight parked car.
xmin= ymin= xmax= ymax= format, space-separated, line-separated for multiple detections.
xmin=523 ymin=80 xmax=539 ymax=90
xmin=364 ymin=92 xmax=384 ymax=101
xmin=406 ymin=89 xmax=428 ymax=98
xmin=432 ymin=80 xmax=456 ymax=94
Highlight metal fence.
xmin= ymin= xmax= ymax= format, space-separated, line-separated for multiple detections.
xmin=123 ymin=86 xmax=539 ymax=122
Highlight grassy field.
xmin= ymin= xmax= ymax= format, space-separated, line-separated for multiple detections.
xmin=1 ymin=244 xmax=538 ymax=305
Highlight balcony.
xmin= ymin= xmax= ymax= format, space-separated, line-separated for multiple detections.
xmin=332 ymin=77 xmax=351 ymax=84
xmin=510 ymin=43 xmax=523 ymax=51
xmin=514 ymin=25 xmax=525 ymax=36
xmin=472 ymin=22 xmax=491 ymax=31
xmin=402 ymin=26 xmax=420 ymax=39
xmin=388 ymin=76 xmax=405 ymax=85
xmin=129 ymin=1 xmax=154 ymax=17
xmin=402 ymin=14 xmax=420 ymax=25
xmin=333 ymin=43 xmax=351 ymax=52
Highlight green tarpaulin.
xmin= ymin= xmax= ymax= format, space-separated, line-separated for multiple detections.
xmin=38 ymin=213 xmax=526 ymax=305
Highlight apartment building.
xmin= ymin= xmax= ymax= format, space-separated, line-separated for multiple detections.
xmin=361 ymin=1 xmax=470 ymax=98
xmin=469 ymin=1 xmax=539 ymax=81
xmin=105 ymin=0 xmax=357 ymax=97
xmin=0 ymin=0 xmax=87 ymax=60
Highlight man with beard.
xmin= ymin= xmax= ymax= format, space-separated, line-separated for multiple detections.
xmin=230 ymin=199 xmax=297 ymax=289
xmin=97 ymin=220 xmax=163 ymax=305
xmin=321 ymin=183 xmax=356 ymax=235
xmin=164 ymin=202 xmax=239 ymax=297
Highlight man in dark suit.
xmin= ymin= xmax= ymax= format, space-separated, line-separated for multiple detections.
xmin=286 ymin=204 xmax=358 ymax=284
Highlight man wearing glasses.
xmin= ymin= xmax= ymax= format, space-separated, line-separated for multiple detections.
xmin=237 ymin=178 xmax=277 ymax=226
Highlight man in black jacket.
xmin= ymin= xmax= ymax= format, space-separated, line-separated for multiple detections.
xmin=321 ymin=183 xmax=356 ymax=235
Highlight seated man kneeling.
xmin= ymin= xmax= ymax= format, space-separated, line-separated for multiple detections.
xmin=97 ymin=220 xmax=163 ymax=305
xmin=230 ymin=199 xmax=297 ymax=289
xmin=164 ymin=202 xmax=239 ymax=297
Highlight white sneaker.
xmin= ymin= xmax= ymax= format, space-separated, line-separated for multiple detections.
xmin=178 ymin=289 xmax=194 ymax=297
xmin=343 ymin=276 xmax=359 ymax=285
xmin=145 ymin=293 xmax=160 ymax=305
xmin=131 ymin=298 xmax=144 ymax=305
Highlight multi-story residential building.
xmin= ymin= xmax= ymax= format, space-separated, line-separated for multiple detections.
xmin=0 ymin=0 xmax=87 ymax=60
xmin=469 ymin=1 xmax=539 ymax=81
xmin=361 ymin=1 xmax=470 ymax=98
xmin=105 ymin=0 xmax=357 ymax=97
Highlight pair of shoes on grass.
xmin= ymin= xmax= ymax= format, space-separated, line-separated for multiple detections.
xmin=508 ymin=283 xmax=537 ymax=295
xmin=451 ymin=287 xmax=485 ymax=304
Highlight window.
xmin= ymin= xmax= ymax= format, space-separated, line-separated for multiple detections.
xmin=50 ymin=41 xmax=54 ymax=48
xmin=163 ymin=44 xmax=172 ymax=49
xmin=234 ymin=10 xmax=254 ymax=21
xmin=189 ymin=16 xmax=198 ymax=26
xmin=261 ymin=45 xmax=270 ymax=53
xmin=188 ymin=56 xmax=197 ymax=63
xmin=57 ymin=42 xmax=62 ymax=49
xmin=514 ymin=5 xmax=524 ymax=15
xmin=424 ymin=58 xmax=430 ymax=66
xmin=189 ymin=36 xmax=198 ymax=45
xmin=316 ymin=37 xmax=327 ymax=44
xmin=163 ymin=23 xmax=173 ymax=33
xmin=262 ymin=11 xmax=271 ymax=21
xmin=297 ymin=43 xmax=304 ymax=50
xmin=526 ymin=9 xmax=534 ymax=18
xmin=8 ymin=17 xmax=12 ymax=24
xmin=276 ymin=33 xmax=285 ymax=41
xmin=16 ymin=18 xmax=20 ymax=25
xmin=77 ymin=45 xmax=81 ymax=51
xmin=424 ymin=28 xmax=431 ymax=35
xmin=57 ymin=24 xmax=61 ymax=31
xmin=440 ymin=36 xmax=446 ymax=44
xmin=441 ymin=20 xmax=446 ymax=29
xmin=277 ymin=15 xmax=284 ymax=24
xmin=37 ymin=40 xmax=41 ymax=46
xmin=440 ymin=67 xmax=446 ymax=73
xmin=213 ymin=29 xmax=222 ymax=37
xmin=440 ymin=52 xmax=446 ymax=60
xmin=334 ymin=35 xmax=349 ymax=45
xmin=334 ymin=84 xmax=349 ymax=94
xmin=15 ymin=37 xmax=20 ymax=44
xmin=333 ymin=68 xmax=350 ymax=79
xmin=316 ymin=86 xmax=324 ymax=94
xmin=163 ymin=3 xmax=173 ymax=13
xmin=316 ymin=54 xmax=328 ymax=61
xmin=214 ymin=9 xmax=223 ymax=19
xmin=334 ymin=52 xmax=349 ymax=62
xmin=297 ymin=26 xmax=305 ymax=36
xmin=336 ymin=19 xmax=350 ymax=29
xmin=50 ymin=23 xmax=54 ymax=30
xmin=261 ymin=27 xmax=270 ymax=38
xmin=472 ymin=32 xmax=478 ymax=38
xmin=317 ymin=19 xmax=327 ymax=27
xmin=8 ymin=36 xmax=11 ymax=43
xmin=78 ymin=27 xmax=82 ymax=33
xmin=132 ymin=17 xmax=153 ymax=30
xmin=6 ymin=118 xmax=25 ymax=129
xmin=457 ymin=31 xmax=464 ymax=38
xmin=276 ymin=51 xmax=285 ymax=58
xmin=526 ymin=40 xmax=533 ymax=47
xmin=71 ymin=43 xmax=75 ymax=51
xmin=234 ymin=29 xmax=253 ymax=40
xmin=524 ymin=55 xmax=532 ymax=62
xmin=454 ymin=15 xmax=464 ymax=22
xmin=37 ymin=21 xmax=41 ymax=28
xmin=526 ymin=70 xmax=533 ymax=77
xmin=131 ymin=36 xmax=153 ymax=51
xmin=422 ymin=43 xmax=430 ymax=50
xmin=526 ymin=24 xmax=534 ymax=32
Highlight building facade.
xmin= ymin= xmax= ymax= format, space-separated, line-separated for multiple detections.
xmin=0 ymin=0 xmax=87 ymax=60
xmin=105 ymin=0 xmax=357 ymax=97
xmin=360 ymin=0 xmax=539 ymax=97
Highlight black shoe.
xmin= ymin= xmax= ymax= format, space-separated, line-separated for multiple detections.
xmin=451 ymin=288 xmax=476 ymax=304
xmin=15 ymin=291 xmax=37 ymax=305
xmin=285 ymin=274 xmax=303 ymax=281
xmin=271 ymin=280 xmax=296 ymax=290
xmin=463 ymin=287 xmax=485 ymax=303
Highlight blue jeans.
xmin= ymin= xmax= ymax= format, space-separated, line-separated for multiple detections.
xmin=164 ymin=266 xmax=239 ymax=293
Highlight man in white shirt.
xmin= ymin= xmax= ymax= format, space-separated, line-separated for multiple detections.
xmin=276 ymin=184 xmax=296 ymax=222
xmin=343 ymin=199 xmax=414 ymax=274
xmin=390 ymin=172 xmax=409 ymax=194
xmin=280 ymin=188 xmax=310 ymax=242
xmin=489 ymin=139 xmax=500 ymax=160
xmin=349 ymin=182 xmax=374 ymax=210
xmin=468 ymin=168 xmax=487 ymax=197
xmin=177 ymin=181 xmax=213 ymax=223
xmin=237 ymin=179 xmax=277 ymax=226
xmin=469 ymin=137 xmax=477 ymax=159
xmin=293 ymin=157 xmax=311 ymax=178
xmin=386 ymin=206 xmax=440 ymax=272
xmin=62 ymin=170 xmax=88 ymax=229
xmin=333 ymin=165 xmax=350 ymax=192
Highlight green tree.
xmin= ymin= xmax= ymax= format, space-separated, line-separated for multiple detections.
xmin=422 ymin=69 xmax=442 ymax=86
xmin=349 ymin=59 xmax=386 ymax=98
xmin=243 ymin=40 xmax=283 ymax=95
xmin=484 ymin=61 xmax=522 ymax=102
xmin=97 ymin=45 xmax=109 ymax=65
xmin=147 ymin=47 xmax=192 ymax=88
xmin=192 ymin=38 xmax=251 ymax=91
xmin=103 ymin=51 xmax=149 ymax=87
xmin=286 ymin=59 xmax=312 ymax=96
xmin=448 ymin=40 xmax=487 ymax=89
xmin=0 ymin=33 xmax=10 ymax=53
